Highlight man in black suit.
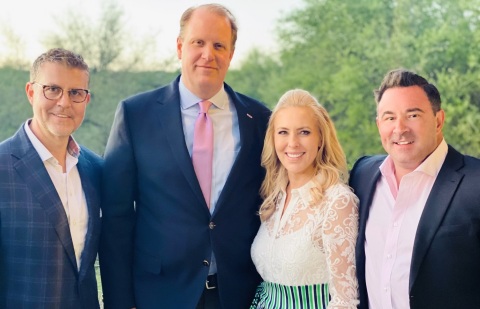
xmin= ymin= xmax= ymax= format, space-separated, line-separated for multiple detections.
xmin=99 ymin=3 xmax=270 ymax=309
xmin=350 ymin=68 xmax=480 ymax=309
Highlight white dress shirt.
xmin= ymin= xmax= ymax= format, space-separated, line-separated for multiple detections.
xmin=24 ymin=120 xmax=88 ymax=270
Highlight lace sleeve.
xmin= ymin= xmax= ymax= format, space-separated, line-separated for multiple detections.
xmin=322 ymin=187 xmax=359 ymax=308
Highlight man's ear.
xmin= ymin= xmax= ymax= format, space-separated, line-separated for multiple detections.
xmin=25 ymin=82 xmax=35 ymax=106
xmin=176 ymin=37 xmax=183 ymax=60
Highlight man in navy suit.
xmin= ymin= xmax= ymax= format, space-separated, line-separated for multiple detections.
xmin=350 ymin=69 xmax=480 ymax=308
xmin=0 ymin=48 xmax=102 ymax=308
xmin=99 ymin=3 xmax=270 ymax=309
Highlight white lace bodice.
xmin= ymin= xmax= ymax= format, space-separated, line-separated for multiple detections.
xmin=251 ymin=178 xmax=359 ymax=308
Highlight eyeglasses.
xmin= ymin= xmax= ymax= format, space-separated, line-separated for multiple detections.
xmin=32 ymin=82 xmax=90 ymax=103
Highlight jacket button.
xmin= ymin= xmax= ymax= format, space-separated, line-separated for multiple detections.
xmin=209 ymin=222 xmax=216 ymax=229
xmin=203 ymin=260 xmax=210 ymax=266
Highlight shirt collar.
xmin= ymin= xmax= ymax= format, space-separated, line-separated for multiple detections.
xmin=380 ymin=138 xmax=448 ymax=178
xmin=24 ymin=119 xmax=81 ymax=162
xmin=179 ymin=77 xmax=228 ymax=110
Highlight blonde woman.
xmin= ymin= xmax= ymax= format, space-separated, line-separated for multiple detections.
xmin=251 ymin=89 xmax=359 ymax=308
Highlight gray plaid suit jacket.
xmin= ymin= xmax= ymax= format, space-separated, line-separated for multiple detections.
xmin=0 ymin=124 xmax=102 ymax=309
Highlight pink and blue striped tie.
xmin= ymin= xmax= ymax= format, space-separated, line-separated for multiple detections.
xmin=192 ymin=100 xmax=213 ymax=208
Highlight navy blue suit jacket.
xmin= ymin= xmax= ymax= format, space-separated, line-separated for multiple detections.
xmin=100 ymin=76 xmax=270 ymax=309
xmin=350 ymin=145 xmax=480 ymax=309
xmin=0 ymin=124 xmax=103 ymax=308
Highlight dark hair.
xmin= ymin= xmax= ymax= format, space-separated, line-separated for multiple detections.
xmin=374 ymin=68 xmax=441 ymax=113
xmin=178 ymin=3 xmax=238 ymax=50
xmin=30 ymin=48 xmax=89 ymax=83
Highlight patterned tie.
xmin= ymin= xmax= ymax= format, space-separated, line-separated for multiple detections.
xmin=192 ymin=100 xmax=213 ymax=208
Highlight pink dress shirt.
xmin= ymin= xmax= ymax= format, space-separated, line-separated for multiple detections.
xmin=365 ymin=140 xmax=448 ymax=309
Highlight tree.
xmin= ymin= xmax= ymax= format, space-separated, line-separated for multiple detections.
xmin=96 ymin=1 xmax=124 ymax=71
xmin=42 ymin=1 xmax=163 ymax=72
xmin=227 ymin=48 xmax=283 ymax=107
xmin=0 ymin=24 xmax=29 ymax=69
xmin=243 ymin=0 xmax=480 ymax=162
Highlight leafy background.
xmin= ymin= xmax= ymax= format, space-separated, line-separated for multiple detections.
xmin=1 ymin=0 xmax=480 ymax=305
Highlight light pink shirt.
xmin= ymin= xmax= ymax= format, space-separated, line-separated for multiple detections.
xmin=365 ymin=140 xmax=448 ymax=309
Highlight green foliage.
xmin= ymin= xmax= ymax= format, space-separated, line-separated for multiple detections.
xmin=226 ymin=48 xmax=284 ymax=108
xmin=436 ymin=68 xmax=480 ymax=156
xmin=2 ymin=0 xmax=480 ymax=164
xmin=0 ymin=68 xmax=178 ymax=155
xmin=73 ymin=70 xmax=179 ymax=155
xmin=0 ymin=69 xmax=31 ymax=135
xmin=232 ymin=0 xmax=480 ymax=164
xmin=0 ymin=25 xmax=29 ymax=69
xmin=41 ymin=1 xmax=163 ymax=72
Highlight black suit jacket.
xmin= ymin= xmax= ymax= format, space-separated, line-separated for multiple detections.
xmin=350 ymin=145 xmax=480 ymax=309
xmin=100 ymin=76 xmax=270 ymax=309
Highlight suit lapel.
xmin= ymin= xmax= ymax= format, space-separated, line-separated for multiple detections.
xmin=156 ymin=79 xmax=207 ymax=208
xmin=11 ymin=126 xmax=78 ymax=272
xmin=353 ymin=156 xmax=385 ymax=250
xmin=77 ymin=153 xmax=101 ymax=278
xmin=358 ymin=167 xmax=382 ymax=240
xmin=213 ymin=86 xmax=257 ymax=214
xmin=353 ymin=156 xmax=383 ymax=305
xmin=409 ymin=147 xmax=464 ymax=291
xmin=155 ymin=80 xmax=263 ymax=214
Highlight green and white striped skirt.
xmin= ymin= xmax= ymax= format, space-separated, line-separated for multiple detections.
xmin=250 ymin=281 xmax=330 ymax=309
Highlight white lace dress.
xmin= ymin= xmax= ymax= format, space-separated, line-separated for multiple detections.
xmin=251 ymin=178 xmax=359 ymax=309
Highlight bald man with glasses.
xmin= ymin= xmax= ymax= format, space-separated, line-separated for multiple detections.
xmin=0 ymin=48 xmax=103 ymax=309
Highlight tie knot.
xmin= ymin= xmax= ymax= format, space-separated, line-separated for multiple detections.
xmin=199 ymin=100 xmax=212 ymax=113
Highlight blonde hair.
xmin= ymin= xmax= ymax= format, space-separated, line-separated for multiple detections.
xmin=179 ymin=3 xmax=238 ymax=50
xmin=258 ymin=89 xmax=348 ymax=220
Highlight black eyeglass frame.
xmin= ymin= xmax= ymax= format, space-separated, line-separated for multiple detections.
xmin=31 ymin=82 xmax=90 ymax=103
